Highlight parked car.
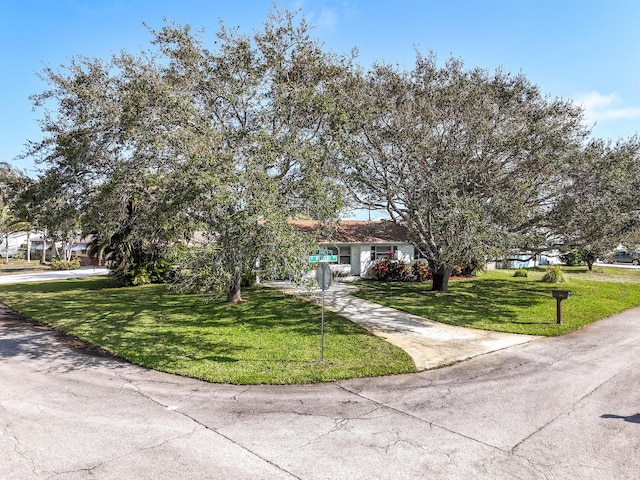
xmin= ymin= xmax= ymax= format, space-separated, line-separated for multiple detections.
xmin=608 ymin=251 xmax=640 ymax=265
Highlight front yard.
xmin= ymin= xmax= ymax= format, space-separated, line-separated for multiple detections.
xmin=0 ymin=277 xmax=415 ymax=384
xmin=1 ymin=265 xmax=638 ymax=385
xmin=352 ymin=266 xmax=640 ymax=336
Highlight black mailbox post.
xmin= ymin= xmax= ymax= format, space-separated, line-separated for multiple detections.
xmin=552 ymin=289 xmax=571 ymax=324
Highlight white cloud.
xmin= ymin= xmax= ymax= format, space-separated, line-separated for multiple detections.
xmin=291 ymin=1 xmax=338 ymax=30
xmin=316 ymin=7 xmax=338 ymax=29
xmin=576 ymin=91 xmax=640 ymax=124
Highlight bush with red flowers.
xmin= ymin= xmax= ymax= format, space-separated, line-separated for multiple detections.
xmin=411 ymin=261 xmax=431 ymax=282
xmin=371 ymin=258 xmax=411 ymax=281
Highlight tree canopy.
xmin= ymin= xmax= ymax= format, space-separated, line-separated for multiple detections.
xmin=333 ymin=54 xmax=589 ymax=289
xmin=27 ymin=7 xmax=347 ymax=300
xmin=550 ymin=136 xmax=640 ymax=269
xmin=23 ymin=6 xmax=640 ymax=295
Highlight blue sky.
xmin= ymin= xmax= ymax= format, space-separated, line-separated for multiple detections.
xmin=2 ymin=0 xmax=640 ymax=178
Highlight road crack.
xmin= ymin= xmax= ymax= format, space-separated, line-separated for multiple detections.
xmin=119 ymin=381 xmax=303 ymax=480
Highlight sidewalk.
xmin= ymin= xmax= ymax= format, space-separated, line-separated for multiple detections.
xmin=0 ymin=267 xmax=109 ymax=284
xmin=270 ymin=281 xmax=541 ymax=370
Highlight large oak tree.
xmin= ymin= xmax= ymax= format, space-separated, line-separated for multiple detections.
xmin=335 ymin=54 xmax=588 ymax=290
xmin=28 ymin=7 xmax=346 ymax=300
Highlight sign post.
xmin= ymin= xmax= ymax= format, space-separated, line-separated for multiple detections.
xmin=310 ymin=250 xmax=336 ymax=362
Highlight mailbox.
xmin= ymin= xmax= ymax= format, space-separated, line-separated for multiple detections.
xmin=552 ymin=290 xmax=571 ymax=300
xmin=552 ymin=290 xmax=571 ymax=324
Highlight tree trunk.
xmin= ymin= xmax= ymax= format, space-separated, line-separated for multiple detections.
xmin=587 ymin=259 xmax=594 ymax=271
xmin=227 ymin=266 xmax=243 ymax=303
xmin=5 ymin=234 xmax=9 ymax=264
xmin=26 ymin=231 xmax=31 ymax=262
xmin=40 ymin=230 xmax=48 ymax=264
xmin=40 ymin=238 xmax=47 ymax=264
xmin=432 ymin=266 xmax=452 ymax=292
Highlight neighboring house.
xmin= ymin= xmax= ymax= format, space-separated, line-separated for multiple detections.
xmin=291 ymin=220 xmax=421 ymax=278
xmin=0 ymin=231 xmax=30 ymax=258
xmin=10 ymin=232 xmax=98 ymax=265
xmin=503 ymin=252 xmax=562 ymax=269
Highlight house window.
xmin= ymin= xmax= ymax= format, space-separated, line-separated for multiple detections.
xmin=413 ymin=246 xmax=428 ymax=260
xmin=338 ymin=246 xmax=351 ymax=264
xmin=371 ymin=245 xmax=398 ymax=261
xmin=327 ymin=246 xmax=351 ymax=265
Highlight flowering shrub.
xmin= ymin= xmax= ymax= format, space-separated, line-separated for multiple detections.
xmin=411 ymin=262 xmax=431 ymax=282
xmin=372 ymin=259 xmax=434 ymax=282
xmin=371 ymin=259 xmax=472 ymax=282
xmin=371 ymin=259 xmax=410 ymax=281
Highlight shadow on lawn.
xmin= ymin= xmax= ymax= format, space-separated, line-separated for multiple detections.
xmin=354 ymin=278 xmax=555 ymax=327
xmin=240 ymin=291 xmax=370 ymax=336
xmin=0 ymin=279 xmax=369 ymax=369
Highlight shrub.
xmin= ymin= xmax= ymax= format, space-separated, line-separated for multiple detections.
xmin=560 ymin=251 xmax=584 ymax=266
xmin=542 ymin=266 xmax=567 ymax=283
xmin=50 ymin=258 xmax=81 ymax=270
xmin=460 ymin=259 xmax=483 ymax=276
xmin=113 ymin=258 xmax=173 ymax=286
xmin=513 ymin=268 xmax=528 ymax=278
xmin=11 ymin=251 xmax=25 ymax=260
xmin=411 ymin=262 xmax=431 ymax=282
xmin=241 ymin=269 xmax=256 ymax=288
xmin=371 ymin=259 xmax=410 ymax=281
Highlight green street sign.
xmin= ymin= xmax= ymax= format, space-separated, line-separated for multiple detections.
xmin=315 ymin=249 xmax=333 ymax=255
xmin=309 ymin=255 xmax=337 ymax=263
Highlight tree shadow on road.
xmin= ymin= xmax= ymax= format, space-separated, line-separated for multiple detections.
xmin=0 ymin=305 xmax=130 ymax=374
xmin=601 ymin=413 xmax=640 ymax=424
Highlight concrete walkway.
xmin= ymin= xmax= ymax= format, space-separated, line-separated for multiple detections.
xmin=270 ymin=281 xmax=541 ymax=370
xmin=0 ymin=266 xmax=109 ymax=284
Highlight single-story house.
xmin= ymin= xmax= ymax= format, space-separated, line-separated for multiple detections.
xmin=291 ymin=220 xmax=569 ymax=278
xmin=291 ymin=219 xmax=422 ymax=278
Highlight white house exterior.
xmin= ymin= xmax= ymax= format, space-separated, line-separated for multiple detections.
xmin=291 ymin=220 xmax=420 ymax=278
xmin=0 ymin=231 xmax=96 ymax=264
xmin=505 ymin=252 xmax=563 ymax=269
xmin=291 ymin=219 xmax=570 ymax=278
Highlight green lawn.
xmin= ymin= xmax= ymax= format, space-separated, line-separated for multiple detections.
xmin=0 ymin=259 xmax=50 ymax=275
xmin=352 ymin=266 xmax=640 ymax=336
xmin=0 ymin=277 xmax=415 ymax=384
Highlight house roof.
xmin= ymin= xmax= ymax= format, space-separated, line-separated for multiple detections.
xmin=291 ymin=220 xmax=411 ymax=244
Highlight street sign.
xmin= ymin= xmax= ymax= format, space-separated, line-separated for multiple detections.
xmin=315 ymin=249 xmax=333 ymax=255
xmin=309 ymin=255 xmax=337 ymax=263
xmin=315 ymin=263 xmax=333 ymax=363
xmin=315 ymin=263 xmax=332 ymax=291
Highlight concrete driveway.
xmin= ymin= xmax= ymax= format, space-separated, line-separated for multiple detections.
xmin=1 ymin=291 xmax=639 ymax=478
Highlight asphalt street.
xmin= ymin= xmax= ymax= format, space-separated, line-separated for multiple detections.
xmin=0 ymin=270 xmax=639 ymax=479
